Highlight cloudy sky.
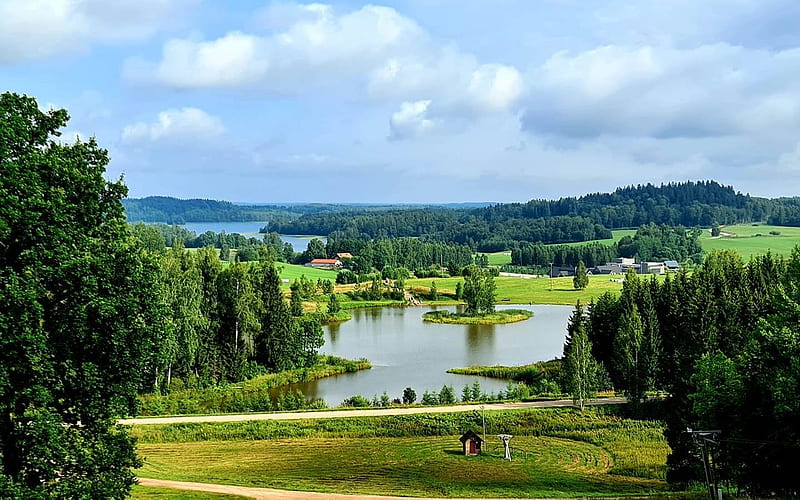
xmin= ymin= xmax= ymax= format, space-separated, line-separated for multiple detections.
xmin=3 ymin=0 xmax=800 ymax=203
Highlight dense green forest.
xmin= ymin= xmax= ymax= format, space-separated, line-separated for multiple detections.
xmin=269 ymin=181 xmax=800 ymax=251
xmin=511 ymin=224 xmax=703 ymax=268
xmin=562 ymin=251 xmax=800 ymax=497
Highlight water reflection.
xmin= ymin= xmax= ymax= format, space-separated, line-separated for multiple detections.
xmin=273 ymin=304 xmax=572 ymax=406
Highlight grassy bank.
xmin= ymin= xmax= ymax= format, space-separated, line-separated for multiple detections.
xmin=137 ymin=356 xmax=371 ymax=416
xmin=449 ymin=360 xmax=563 ymax=385
xmin=423 ymin=309 xmax=533 ymax=324
xmin=134 ymin=406 xmax=673 ymax=498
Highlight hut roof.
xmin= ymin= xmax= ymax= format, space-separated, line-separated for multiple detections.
xmin=459 ymin=430 xmax=484 ymax=443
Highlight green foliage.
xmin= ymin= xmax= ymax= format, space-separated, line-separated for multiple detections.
xmin=136 ymin=356 xmax=369 ymax=416
xmin=462 ymin=266 xmax=496 ymax=315
xmin=573 ymin=260 xmax=589 ymax=289
xmin=327 ymin=293 xmax=341 ymax=314
xmin=402 ymin=387 xmax=417 ymax=405
xmin=438 ymin=385 xmax=456 ymax=404
xmin=0 ymin=92 xmax=167 ymax=498
xmin=422 ymin=309 xmax=532 ymax=324
xmin=563 ymin=301 xmax=600 ymax=409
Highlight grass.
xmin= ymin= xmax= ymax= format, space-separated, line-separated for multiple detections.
xmin=423 ymin=309 xmax=533 ymax=324
xmin=136 ymin=356 xmax=371 ymax=416
xmin=448 ymin=360 xmax=562 ymax=385
xmin=407 ymin=274 xmax=632 ymax=305
xmin=276 ymin=262 xmax=338 ymax=287
xmin=482 ymin=251 xmax=512 ymax=266
xmin=134 ymin=407 xmax=673 ymax=498
xmin=699 ymin=223 xmax=800 ymax=258
xmin=547 ymin=229 xmax=638 ymax=248
xmin=131 ymin=486 xmax=247 ymax=499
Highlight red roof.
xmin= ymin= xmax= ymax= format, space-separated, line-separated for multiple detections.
xmin=310 ymin=259 xmax=340 ymax=264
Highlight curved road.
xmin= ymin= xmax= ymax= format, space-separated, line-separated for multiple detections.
xmin=121 ymin=397 xmax=627 ymax=425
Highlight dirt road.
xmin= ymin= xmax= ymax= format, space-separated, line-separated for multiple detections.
xmin=120 ymin=398 xmax=627 ymax=425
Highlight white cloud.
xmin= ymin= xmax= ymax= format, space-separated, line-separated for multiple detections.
xmin=125 ymin=2 xmax=524 ymax=139
xmin=521 ymin=43 xmax=800 ymax=140
xmin=122 ymin=108 xmax=225 ymax=143
xmin=0 ymin=0 xmax=193 ymax=64
xmin=389 ymin=100 xmax=439 ymax=140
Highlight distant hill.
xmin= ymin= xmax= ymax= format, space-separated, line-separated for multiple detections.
xmin=266 ymin=181 xmax=800 ymax=251
xmin=122 ymin=197 xmax=493 ymax=223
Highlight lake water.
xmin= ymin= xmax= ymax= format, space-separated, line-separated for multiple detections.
xmin=178 ymin=222 xmax=324 ymax=252
xmin=272 ymin=304 xmax=572 ymax=405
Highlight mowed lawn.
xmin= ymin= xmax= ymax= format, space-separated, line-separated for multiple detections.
xmin=408 ymin=275 xmax=628 ymax=305
xmin=137 ymin=434 xmax=667 ymax=498
xmin=699 ymin=224 xmax=800 ymax=258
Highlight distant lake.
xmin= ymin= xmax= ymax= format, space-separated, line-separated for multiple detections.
xmin=176 ymin=222 xmax=324 ymax=252
xmin=271 ymin=304 xmax=572 ymax=406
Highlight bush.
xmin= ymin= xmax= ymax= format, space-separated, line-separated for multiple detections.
xmin=342 ymin=395 xmax=371 ymax=407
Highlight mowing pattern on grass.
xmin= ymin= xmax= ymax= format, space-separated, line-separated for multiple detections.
xmin=422 ymin=309 xmax=533 ymax=324
xmin=134 ymin=407 xmax=670 ymax=498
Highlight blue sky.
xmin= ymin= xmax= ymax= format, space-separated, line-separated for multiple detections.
xmin=3 ymin=0 xmax=800 ymax=203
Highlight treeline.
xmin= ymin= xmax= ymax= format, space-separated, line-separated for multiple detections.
xmin=122 ymin=196 xmax=305 ymax=224
xmin=511 ymin=224 xmax=702 ymax=267
xmin=269 ymin=181 xmax=795 ymax=250
xmin=485 ymin=180 xmax=772 ymax=228
xmin=566 ymin=250 xmax=800 ymax=496
xmin=152 ymin=244 xmax=324 ymax=387
xmin=272 ymin=212 xmax=610 ymax=251
xmin=324 ymin=237 xmax=473 ymax=272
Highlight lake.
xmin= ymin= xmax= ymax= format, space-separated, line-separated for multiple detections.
xmin=177 ymin=222 xmax=324 ymax=252
xmin=272 ymin=304 xmax=573 ymax=405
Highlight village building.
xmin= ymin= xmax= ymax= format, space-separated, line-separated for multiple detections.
xmin=459 ymin=430 xmax=483 ymax=456
xmin=305 ymin=258 xmax=342 ymax=269
xmin=336 ymin=252 xmax=354 ymax=259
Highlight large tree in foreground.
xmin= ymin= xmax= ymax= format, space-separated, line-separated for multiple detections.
xmin=0 ymin=93 xmax=167 ymax=498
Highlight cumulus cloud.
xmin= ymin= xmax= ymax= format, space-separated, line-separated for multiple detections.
xmin=389 ymin=100 xmax=439 ymax=140
xmin=0 ymin=0 xmax=193 ymax=64
xmin=125 ymin=2 xmax=524 ymax=139
xmin=126 ymin=4 xmax=424 ymax=89
xmin=122 ymin=108 xmax=225 ymax=143
xmin=521 ymin=44 xmax=800 ymax=140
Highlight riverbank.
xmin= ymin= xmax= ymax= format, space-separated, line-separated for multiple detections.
xmin=422 ymin=309 xmax=533 ymax=324
xmin=136 ymin=356 xmax=371 ymax=416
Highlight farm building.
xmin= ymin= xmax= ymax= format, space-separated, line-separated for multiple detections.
xmin=336 ymin=252 xmax=354 ymax=259
xmin=305 ymin=258 xmax=342 ymax=269
xmin=459 ymin=430 xmax=484 ymax=456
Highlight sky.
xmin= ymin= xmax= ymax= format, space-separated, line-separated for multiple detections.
xmin=3 ymin=0 xmax=800 ymax=203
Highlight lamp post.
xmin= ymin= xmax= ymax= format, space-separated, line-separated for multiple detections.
xmin=549 ymin=262 xmax=553 ymax=291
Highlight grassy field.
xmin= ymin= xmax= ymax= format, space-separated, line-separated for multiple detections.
xmin=699 ymin=223 xmax=800 ymax=258
xmin=408 ymin=275 xmax=630 ymax=305
xmin=131 ymin=486 xmax=246 ymax=499
xmin=134 ymin=407 xmax=673 ymax=498
xmin=276 ymin=262 xmax=338 ymax=286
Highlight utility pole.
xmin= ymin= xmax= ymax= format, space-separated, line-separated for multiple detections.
xmin=549 ymin=262 xmax=553 ymax=291
xmin=686 ymin=428 xmax=722 ymax=500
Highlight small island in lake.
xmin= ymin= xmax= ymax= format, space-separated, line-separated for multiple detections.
xmin=423 ymin=309 xmax=533 ymax=324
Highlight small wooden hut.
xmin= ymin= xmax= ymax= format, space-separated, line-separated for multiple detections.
xmin=459 ymin=430 xmax=483 ymax=456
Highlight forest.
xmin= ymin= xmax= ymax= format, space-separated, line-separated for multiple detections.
xmin=267 ymin=181 xmax=800 ymax=252
xmin=561 ymin=251 xmax=800 ymax=497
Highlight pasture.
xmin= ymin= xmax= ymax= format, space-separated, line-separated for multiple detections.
xmin=699 ymin=223 xmax=800 ymax=258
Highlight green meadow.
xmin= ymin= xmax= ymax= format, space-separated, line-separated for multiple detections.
xmin=698 ymin=223 xmax=800 ymax=258
xmin=131 ymin=486 xmax=246 ymax=499
xmin=134 ymin=407 xmax=676 ymax=498
xmin=408 ymin=274 xmax=628 ymax=305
